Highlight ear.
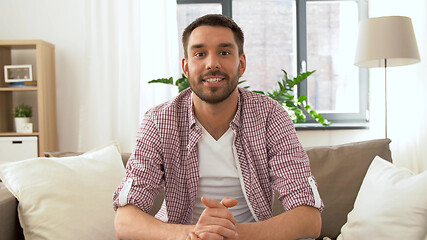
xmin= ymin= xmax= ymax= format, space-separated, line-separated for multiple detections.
xmin=182 ymin=57 xmax=189 ymax=78
xmin=239 ymin=54 xmax=246 ymax=77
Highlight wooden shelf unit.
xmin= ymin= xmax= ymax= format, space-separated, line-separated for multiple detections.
xmin=0 ymin=87 xmax=38 ymax=91
xmin=0 ymin=40 xmax=58 ymax=156
xmin=0 ymin=132 xmax=39 ymax=136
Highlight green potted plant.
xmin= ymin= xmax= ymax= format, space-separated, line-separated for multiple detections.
xmin=149 ymin=70 xmax=331 ymax=126
xmin=13 ymin=103 xmax=32 ymax=133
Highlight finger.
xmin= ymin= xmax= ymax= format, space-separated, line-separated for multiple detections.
xmin=201 ymin=199 xmax=238 ymax=226
xmin=200 ymin=197 xmax=238 ymax=226
xmin=197 ymin=230 xmax=230 ymax=240
xmin=188 ymin=232 xmax=201 ymax=240
xmin=201 ymin=197 xmax=224 ymax=209
xmin=197 ymin=227 xmax=238 ymax=240
xmin=220 ymin=197 xmax=238 ymax=208
xmin=196 ymin=214 xmax=236 ymax=231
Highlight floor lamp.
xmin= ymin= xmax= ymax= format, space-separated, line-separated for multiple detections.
xmin=354 ymin=16 xmax=420 ymax=139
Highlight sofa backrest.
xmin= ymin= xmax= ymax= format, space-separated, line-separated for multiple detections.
xmin=46 ymin=138 xmax=392 ymax=239
xmin=306 ymin=138 xmax=392 ymax=238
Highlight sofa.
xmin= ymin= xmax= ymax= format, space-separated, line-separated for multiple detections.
xmin=0 ymin=138 xmax=424 ymax=240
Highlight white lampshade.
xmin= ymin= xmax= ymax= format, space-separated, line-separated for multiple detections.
xmin=354 ymin=16 xmax=420 ymax=68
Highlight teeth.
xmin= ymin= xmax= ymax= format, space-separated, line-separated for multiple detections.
xmin=204 ymin=78 xmax=222 ymax=83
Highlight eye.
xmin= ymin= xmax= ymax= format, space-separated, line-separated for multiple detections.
xmin=194 ymin=52 xmax=205 ymax=57
xmin=220 ymin=51 xmax=230 ymax=56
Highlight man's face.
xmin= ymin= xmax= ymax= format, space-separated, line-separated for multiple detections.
xmin=182 ymin=26 xmax=246 ymax=104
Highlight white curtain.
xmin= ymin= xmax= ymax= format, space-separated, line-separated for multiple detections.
xmin=370 ymin=0 xmax=427 ymax=173
xmin=77 ymin=0 xmax=179 ymax=153
xmin=139 ymin=0 xmax=180 ymax=117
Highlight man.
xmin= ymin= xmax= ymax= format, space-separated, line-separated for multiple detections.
xmin=113 ymin=14 xmax=323 ymax=240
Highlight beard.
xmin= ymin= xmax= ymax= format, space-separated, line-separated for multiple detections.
xmin=188 ymin=66 xmax=240 ymax=104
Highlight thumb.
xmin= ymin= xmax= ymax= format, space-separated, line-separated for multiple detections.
xmin=201 ymin=197 xmax=223 ymax=208
xmin=220 ymin=197 xmax=238 ymax=208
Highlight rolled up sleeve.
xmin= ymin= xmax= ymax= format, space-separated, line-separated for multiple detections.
xmin=112 ymin=113 xmax=164 ymax=213
xmin=268 ymin=105 xmax=324 ymax=212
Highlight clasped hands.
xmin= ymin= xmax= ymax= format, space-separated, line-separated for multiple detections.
xmin=187 ymin=197 xmax=239 ymax=240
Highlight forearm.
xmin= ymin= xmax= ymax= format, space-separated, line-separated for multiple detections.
xmin=237 ymin=206 xmax=321 ymax=240
xmin=115 ymin=205 xmax=194 ymax=240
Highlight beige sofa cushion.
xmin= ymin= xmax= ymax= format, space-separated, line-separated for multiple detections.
xmin=1 ymin=143 xmax=125 ymax=240
xmin=307 ymin=138 xmax=392 ymax=239
xmin=338 ymin=156 xmax=427 ymax=239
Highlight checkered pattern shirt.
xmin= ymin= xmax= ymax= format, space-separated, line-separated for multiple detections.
xmin=113 ymin=87 xmax=323 ymax=224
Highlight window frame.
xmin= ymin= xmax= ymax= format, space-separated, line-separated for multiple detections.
xmin=177 ymin=0 xmax=369 ymax=128
xmin=177 ymin=0 xmax=232 ymax=17
xmin=296 ymin=0 xmax=369 ymax=127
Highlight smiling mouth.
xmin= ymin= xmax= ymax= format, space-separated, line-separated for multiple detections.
xmin=203 ymin=77 xmax=224 ymax=83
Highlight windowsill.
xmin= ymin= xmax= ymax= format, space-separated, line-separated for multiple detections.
xmin=295 ymin=122 xmax=369 ymax=130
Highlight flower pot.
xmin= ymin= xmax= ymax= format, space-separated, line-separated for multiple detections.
xmin=14 ymin=117 xmax=31 ymax=133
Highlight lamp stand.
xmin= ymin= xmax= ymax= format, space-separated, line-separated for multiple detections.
xmin=384 ymin=58 xmax=388 ymax=139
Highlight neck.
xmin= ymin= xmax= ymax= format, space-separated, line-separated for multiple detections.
xmin=193 ymin=88 xmax=238 ymax=140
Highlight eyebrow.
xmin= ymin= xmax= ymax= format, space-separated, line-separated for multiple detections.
xmin=189 ymin=42 xmax=236 ymax=51
xmin=218 ymin=42 xmax=236 ymax=49
xmin=190 ymin=44 xmax=205 ymax=50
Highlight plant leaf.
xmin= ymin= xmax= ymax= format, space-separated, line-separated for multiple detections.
xmin=148 ymin=77 xmax=174 ymax=85
xmin=292 ymin=70 xmax=316 ymax=85
xmin=176 ymin=74 xmax=190 ymax=92
xmin=252 ymin=90 xmax=265 ymax=95
xmin=297 ymin=95 xmax=307 ymax=103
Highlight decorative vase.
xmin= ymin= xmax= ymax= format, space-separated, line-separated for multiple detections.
xmin=14 ymin=117 xmax=30 ymax=133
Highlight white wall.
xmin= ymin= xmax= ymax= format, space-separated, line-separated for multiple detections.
xmin=369 ymin=0 xmax=427 ymax=172
xmin=0 ymin=1 xmax=426 ymax=172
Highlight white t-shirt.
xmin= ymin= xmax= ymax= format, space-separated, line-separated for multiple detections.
xmin=192 ymin=123 xmax=255 ymax=224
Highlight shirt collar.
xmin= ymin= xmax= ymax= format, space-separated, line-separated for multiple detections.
xmin=187 ymin=87 xmax=243 ymax=130
xmin=230 ymin=88 xmax=242 ymax=129
xmin=188 ymin=91 xmax=197 ymax=130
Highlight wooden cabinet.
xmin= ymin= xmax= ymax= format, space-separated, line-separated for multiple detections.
xmin=0 ymin=40 xmax=58 ymax=156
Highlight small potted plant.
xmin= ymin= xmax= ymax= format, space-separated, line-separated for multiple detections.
xmin=13 ymin=103 xmax=32 ymax=133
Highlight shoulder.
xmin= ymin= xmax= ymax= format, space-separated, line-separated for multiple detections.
xmin=138 ymin=89 xmax=192 ymax=140
xmin=145 ymin=88 xmax=192 ymax=119
xmin=238 ymin=87 xmax=293 ymax=130
xmin=238 ymin=87 xmax=283 ymax=112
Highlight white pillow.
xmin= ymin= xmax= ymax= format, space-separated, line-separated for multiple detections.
xmin=0 ymin=143 xmax=125 ymax=240
xmin=338 ymin=156 xmax=427 ymax=240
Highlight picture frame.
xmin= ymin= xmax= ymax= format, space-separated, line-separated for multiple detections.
xmin=4 ymin=64 xmax=33 ymax=82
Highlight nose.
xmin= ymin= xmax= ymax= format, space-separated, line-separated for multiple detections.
xmin=206 ymin=54 xmax=221 ymax=70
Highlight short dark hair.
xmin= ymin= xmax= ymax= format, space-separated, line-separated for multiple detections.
xmin=182 ymin=14 xmax=244 ymax=57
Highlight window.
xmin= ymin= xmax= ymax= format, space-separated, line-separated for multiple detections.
xmin=177 ymin=0 xmax=368 ymax=127
xmin=177 ymin=1 xmax=227 ymax=62
xmin=232 ymin=0 xmax=297 ymax=92
xmin=300 ymin=0 xmax=369 ymax=125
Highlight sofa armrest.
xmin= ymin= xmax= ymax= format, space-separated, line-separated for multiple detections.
xmin=0 ymin=183 xmax=24 ymax=240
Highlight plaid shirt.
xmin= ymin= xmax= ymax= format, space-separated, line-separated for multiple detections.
xmin=113 ymin=88 xmax=323 ymax=224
